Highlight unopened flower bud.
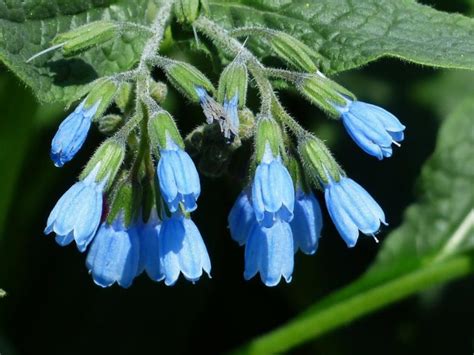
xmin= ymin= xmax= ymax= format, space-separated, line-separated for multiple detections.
xmin=150 ymin=80 xmax=168 ymax=104
xmin=52 ymin=21 xmax=117 ymax=56
xmin=174 ymin=0 xmax=202 ymax=24
xmin=270 ymin=32 xmax=317 ymax=72
xmin=115 ymin=82 xmax=134 ymax=113
xmin=164 ymin=61 xmax=215 ymax=102
xmin=98 ymin=114 xmax=123 ymax=134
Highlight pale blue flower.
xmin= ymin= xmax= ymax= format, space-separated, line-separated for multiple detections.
xmin=228 ymin=190 xmax=255 ymax=246
xmin=157 ymin=137 xmax=201 ymax=213
xmin=51 ymin=99 xmax=99 ymax=167
xmin=244 ymin=219 xmax=294 ymax=287
xmin=85 ymin=217 xmax=140 ymax=288
xmin=291 ymin=188 xmax=323 ymax=255
xmin=252 ymin=144 xmax=294 ymax=227
xmin=159 ymin=213 xmax=211 ymax=286
xmin=44 ymin=165 xmax=104 ymax=252
xmin=324 ymin=177 xmax=386 ymax=247
xmin=136 ymin=212 xmax=163 ymax=281
xmin=337 ymin=100 xmax=405 ymax=160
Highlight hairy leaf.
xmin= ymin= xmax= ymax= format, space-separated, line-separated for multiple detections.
xmin=234 ymin=97 xmax=474 ymax=354
xmin=208 ymin=0 xmax=474 ymax=74
xmin=0 ymin=0 xmax=159 ymax=103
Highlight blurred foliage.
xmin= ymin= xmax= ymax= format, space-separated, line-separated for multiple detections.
xmin=0 ymin=0 xmax=473 ymax=354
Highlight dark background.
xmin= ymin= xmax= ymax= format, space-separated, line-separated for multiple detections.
xmin=0 ymin=1 xmax=473 ymax=354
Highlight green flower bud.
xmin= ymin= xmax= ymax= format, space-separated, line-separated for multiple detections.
xmin=298 ymin=72 xmax=355 ymax=116
xmin=148 ymin=111 xmax=184 ymax=150
xmin=80 ymin=139 xmax=125 ymax=190
xmin=255 ymin=117 xmax=284 ymax=162
xmin=269 ymin=32 xmax=317 ymax=72
xmin=174 ymin=0 xmax=200 ymax=24
xmin=98 ymin=114 xmax=123 ymax=134
xmin=217 ymin=59 xmax=248 ymax=108
xmin=238 ymin=108 xmax=256 ymax=139
xmin=150 ymin=80 xmax=168 ymax=104
xmin=115 ymin=82 xmax=135 ymax=113
xmin=52 ymin=21 xmax=117 ymax=56
xmin=84 ymin=79 xmax=119 ymax=119
xmin=107 ymin=177 xmax=142 ymax=227
xmin=164 ymin=61 xmax=215 ymax=102
xmin=298 ymin=136 xmax=342 ymax=186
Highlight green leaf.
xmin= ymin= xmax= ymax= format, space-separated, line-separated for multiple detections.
xmin=0 ymin=0 xmax=161 ymax=103
xmin=232 ymin=97 xmax=474 ymax=354
xmin=0 ymin=289 xmax=5 ymax=298
xmin=208 ymin=0 xmax=474 ymax=74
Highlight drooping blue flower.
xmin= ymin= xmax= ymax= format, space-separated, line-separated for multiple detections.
xmin=50 ymin=99 xmax=100 ymax=167
xmin=157 ymin=137 xmax=201 ymax=213
xmin=159 ymin=213 xmax=211 ymax=286
xmin=228 ymin=190 xmax=255 ymax=246
xmin=291 ymin=188 xmax=323 ymax=255
xmin=44 ymin=165 xmax=104 ymax=252
xmin=222 ymin=94 xmax=239 ymax=139
xmin=337 ymin=100 xmax=405 ymax=160
xmin=136 ymin=212 xmax=163 ymax=281
xmin=244 ymin=219 xmax=294 ymax=287
xmin=252 ymin=144 xmax=295 ymax=227
xmin=85 ymin=217 xmax=140 ymax=288
xmin=324 ymin=177 xmax=386 ymax=248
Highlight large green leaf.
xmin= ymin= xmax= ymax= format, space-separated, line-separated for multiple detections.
xmin=208 ymin=0 xmax=474 ymax=74
xmin=233 ymin=97 xmax=474 ymax=354
xmin=0 ymin=0 xmax=160 ymax=103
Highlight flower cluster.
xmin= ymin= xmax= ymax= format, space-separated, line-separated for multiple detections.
xmin=35 ymin=2 xmax=406 ymax=288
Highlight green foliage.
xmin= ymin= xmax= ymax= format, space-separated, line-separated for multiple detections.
xmin=235 ymin=97 xmax=474 ymax=354
xmin=1 ymin=0 xmax=474 ymax=104
xmin=0 ymin=0 xmax=157 ymax=103
xmin=208 ymin=0 xmax=474 ymax=73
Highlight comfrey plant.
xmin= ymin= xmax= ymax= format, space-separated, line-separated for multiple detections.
xmin=31 ymin=0 xmax=405 ymax=288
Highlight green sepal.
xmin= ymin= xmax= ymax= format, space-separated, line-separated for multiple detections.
xmin=148 ymin=111 xmax=184 ymax=150
xmin=106 ymin=176 xmax=142 ymax=227
xmin=115 ymin=82 xmax=135 ymax=113
xmin=150 ymin=80 xmax=168 ymax=104
xmin=52 ymin=21 xmax=117 ymax=56
xmin=217 ymin=59 xmax=248 ymax=107
xmin=84 ymin=79 xmax=119 ymax=120
xmin=298 ymin=73 xmax=356 ymax=117
xmin=80 ymin=139 xmax=125 ymax=191
xmin=174 ymin=0 xmax=200 ymax=24
xmin=98 ymin=114 xmax=123 ymax=134
xmin=298 ymin=136 xmax=342 ymax=187
xmin=164 ymin=61 xmax=215 ymax=102
xmin=255 ymin=117 xmax=284 ymax=162
xmin=270 ymin=32 xmax=318 ymax=72
xmin=238 ymin=108 xmax=256 ymax=139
